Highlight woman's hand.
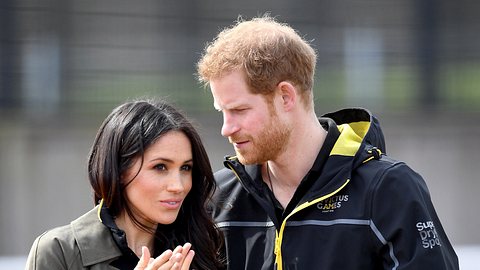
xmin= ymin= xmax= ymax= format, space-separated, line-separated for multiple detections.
xmin=134 ymin=243 xmax=195 ymax=270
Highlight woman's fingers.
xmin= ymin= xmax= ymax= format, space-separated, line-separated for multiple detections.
xmin=165 ymin=245 xmax=184 ymax=270
xmin=151 ymin=249 xmax=175 ymax=269
xmin=176 ymin=243 xmax=192 ymax=266
xmin=134 ymin=244 xmax=194 ymax=270
xmin=181 ymin=243 xmax=192 ymax=257
xmin=134 ymin=246 xmax=151 ymax=270
xmin=181 ymin=250 xmax=195 ymax=270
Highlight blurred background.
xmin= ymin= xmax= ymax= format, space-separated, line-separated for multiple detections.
xmin=1 ymin=0 xmax=479 ymax=268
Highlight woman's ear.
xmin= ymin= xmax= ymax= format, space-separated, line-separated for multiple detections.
xmin=277 ymin=81 xmax=297 ymax=112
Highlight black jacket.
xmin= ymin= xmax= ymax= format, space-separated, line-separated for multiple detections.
xmin=210 ymin=108 xmax=459 ymax=270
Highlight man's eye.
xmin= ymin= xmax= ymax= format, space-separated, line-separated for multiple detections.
xmin=154 ymin=164 xmax=166 ymax=171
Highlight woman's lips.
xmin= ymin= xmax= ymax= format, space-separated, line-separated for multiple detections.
xmin=159 ymin=199 xmax=183 ymax=210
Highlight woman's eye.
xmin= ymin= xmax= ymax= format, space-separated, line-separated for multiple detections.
xmin=154 ymin=164 xmax=166 ymax=171
xmin=181 ymin=164 xmax=193 ymax=171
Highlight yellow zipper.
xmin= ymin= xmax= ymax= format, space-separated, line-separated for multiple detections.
xmin=274 ymin=179 xmax=350 ymax=270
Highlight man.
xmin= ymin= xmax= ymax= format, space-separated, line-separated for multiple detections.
xmin=197 ymin=15 xmax=459 ymax=270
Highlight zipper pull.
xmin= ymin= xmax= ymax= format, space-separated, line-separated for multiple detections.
xmin=367 ymin=147 xmax=382 ymax=160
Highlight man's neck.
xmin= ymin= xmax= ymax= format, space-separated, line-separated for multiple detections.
xmin=264 ymin=118 xmax=327 ymax=208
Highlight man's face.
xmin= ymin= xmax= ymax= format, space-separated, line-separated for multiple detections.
xmin=210 ymin=70 xmax=291 ymax=164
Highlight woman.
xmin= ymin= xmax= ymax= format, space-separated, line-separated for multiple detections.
xmin=26 ymin=98 xmax=224 ymax=270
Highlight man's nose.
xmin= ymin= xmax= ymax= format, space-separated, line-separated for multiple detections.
xmin=221 ymin=113 xmax=239 ymax=137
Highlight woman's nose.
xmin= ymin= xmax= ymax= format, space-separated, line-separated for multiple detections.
xmin=166 ymin=173 xmax=185 ymax=193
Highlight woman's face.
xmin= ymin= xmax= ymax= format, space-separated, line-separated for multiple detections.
xmin=123 ymin=130 xmax=193 ymax=226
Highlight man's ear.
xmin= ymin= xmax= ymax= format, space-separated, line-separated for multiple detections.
xmin=277 ymin=81 xmax=297 ymax=112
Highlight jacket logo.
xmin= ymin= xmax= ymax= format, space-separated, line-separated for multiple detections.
xmin=316 ymin=195 xmax=349 ymax=213
xmin=416 ymin=221 xmax=442 ymax=249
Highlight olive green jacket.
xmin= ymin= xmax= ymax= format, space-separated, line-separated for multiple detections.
xmin=25 ymin=205 xmax=123 ymax=269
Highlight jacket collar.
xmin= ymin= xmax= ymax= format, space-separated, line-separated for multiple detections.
xmin=70 ymin=205 xmax=122 ymax=266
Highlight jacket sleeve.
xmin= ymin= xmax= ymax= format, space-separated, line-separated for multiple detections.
xmin=370 ymin=162 xmax=459 ymax=270
xmin=25 ymin=230 xmax=71 ymax=270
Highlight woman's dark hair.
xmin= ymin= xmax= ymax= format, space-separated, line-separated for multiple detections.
xmin=88 ymin=98 xmax=224 ymax=269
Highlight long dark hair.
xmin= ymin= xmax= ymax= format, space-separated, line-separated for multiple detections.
xmin=88 ymin=98 xmax=224 ymax=269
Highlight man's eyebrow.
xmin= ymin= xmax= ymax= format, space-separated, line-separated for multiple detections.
xmin=215 ymin=102 xmax=247 ymax=112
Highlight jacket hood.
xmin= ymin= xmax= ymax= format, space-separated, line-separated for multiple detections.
xmin=322 ymin=107 xmax=386 ymax=158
